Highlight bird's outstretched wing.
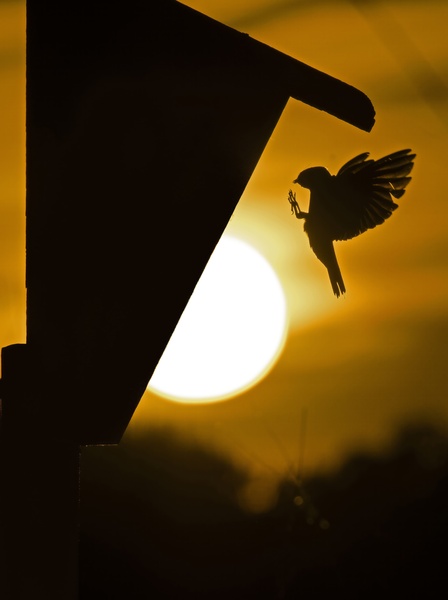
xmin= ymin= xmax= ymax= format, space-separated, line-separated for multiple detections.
xmin=328 ymin=149 xmax=415 ymax=241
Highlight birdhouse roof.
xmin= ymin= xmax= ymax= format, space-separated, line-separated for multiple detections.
xmin=175 ymin=1 xmax=375 ymax=131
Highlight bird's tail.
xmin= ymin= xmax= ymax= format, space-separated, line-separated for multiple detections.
xmin=327 ymin=256 xmax=346 ymax=298
xmin=308 ymin=235 xmax=346 ymax=297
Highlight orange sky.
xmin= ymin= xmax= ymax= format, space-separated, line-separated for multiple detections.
xmin=1 ymin=1 xmax=447 ymax=492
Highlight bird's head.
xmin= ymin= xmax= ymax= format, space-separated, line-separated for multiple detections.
xmin=293 ymin=166 xmax=331 ymax=190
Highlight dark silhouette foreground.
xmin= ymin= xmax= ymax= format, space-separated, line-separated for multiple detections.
xmin=79 ymin=422 xmax=448 ymax=599
xmin=289 ymin=149 xmax=415 ymax=296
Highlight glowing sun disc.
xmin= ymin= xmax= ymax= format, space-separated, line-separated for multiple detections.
xmin=148 ymin=235 xmax=288 ymax=403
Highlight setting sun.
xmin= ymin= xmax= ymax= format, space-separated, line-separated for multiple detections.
xmin=148 ymin=235 xmax=288 ymax=403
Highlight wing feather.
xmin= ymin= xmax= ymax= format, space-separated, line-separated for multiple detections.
xmin=337 ymin=152 xmax=371 ymax=176
xmin=331 ymin=149 xmax=415 ymax=241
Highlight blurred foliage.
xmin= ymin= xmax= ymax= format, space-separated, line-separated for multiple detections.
xmin=80 ymin=420 xmax=448 ymax=599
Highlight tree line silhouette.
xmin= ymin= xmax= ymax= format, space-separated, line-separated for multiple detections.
xmin=79 ymin=420 xmax=448 ymax=599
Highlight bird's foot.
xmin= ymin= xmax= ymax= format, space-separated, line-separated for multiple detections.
xmin=288 ymin=189 xmax=306 ymax=219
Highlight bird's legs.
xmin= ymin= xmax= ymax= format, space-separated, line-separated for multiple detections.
xmin=288 ymin=189 xmax=307 ymax=219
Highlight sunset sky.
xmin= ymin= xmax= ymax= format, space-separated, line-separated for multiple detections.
xmin=1 ymin=0 xmax=447 ymax=504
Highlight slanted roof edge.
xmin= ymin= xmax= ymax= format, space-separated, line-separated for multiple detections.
xmin=177 ymin=1 xmax=375 ymax=132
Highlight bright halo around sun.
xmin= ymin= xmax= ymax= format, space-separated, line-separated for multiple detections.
xmin=147 ymin=235 xmax=288 ymax=403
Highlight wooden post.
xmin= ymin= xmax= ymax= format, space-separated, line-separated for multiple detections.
xmin=1 ymin=345 xmax=80 ymax=599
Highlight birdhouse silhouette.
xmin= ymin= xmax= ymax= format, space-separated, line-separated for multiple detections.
xmin=21 ymin=0 xmax=375 ymax=444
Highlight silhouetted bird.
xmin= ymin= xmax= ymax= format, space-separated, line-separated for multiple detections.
xmin=289 ymin=149 xmax=415 ymax=297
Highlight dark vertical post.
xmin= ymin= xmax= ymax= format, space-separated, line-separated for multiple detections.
xmin=1 ymin=345 xmax=80 ymax=599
